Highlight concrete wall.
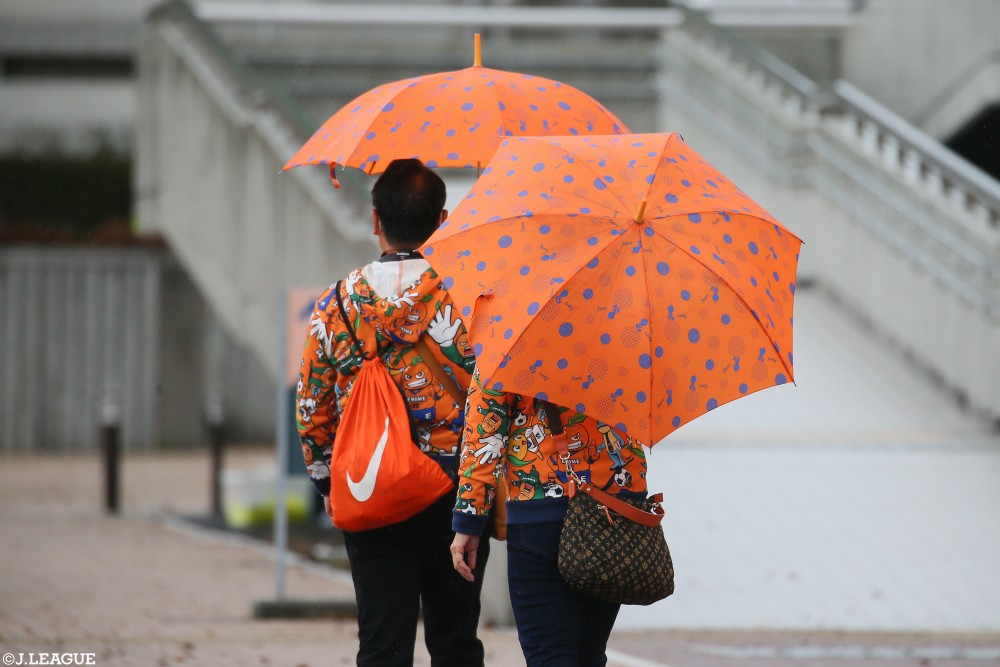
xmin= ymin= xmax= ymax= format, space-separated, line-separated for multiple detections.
xmin=0 ymin=0 xmax=156 ymax=153
xmin=158 ymin=264 xmax=277 ymax=447
xmin=136 ymin=1 xmax=378 ymax=383
xmin=840 ymin=0 xmax=1000 ymax=138
xmin=0 ymin=246 xmax=275 ymax=452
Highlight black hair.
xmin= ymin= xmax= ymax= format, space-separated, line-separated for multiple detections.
xmin=371 ymin=158 xmax=447 ymax=247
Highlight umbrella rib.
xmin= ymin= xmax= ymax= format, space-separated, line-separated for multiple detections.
xmin=486 ymin=72 xmax=507 ymax=139
xmin=639 ymin=230 xmax=656 ymax=430
xmin=649 ymin=226 xmax=796 ymax=383
xmin=529 ymin=139 xmax=635 ymax=214
xmin=342 ymin=69 xmax=456 ymax=170
xmin=575 ymin=160 xmax=634 ymax=214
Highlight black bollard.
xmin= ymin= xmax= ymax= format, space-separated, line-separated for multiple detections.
xmin=209 ymin=422 xmax=225 ymax=519
xmin=206 ymin=391 xmax=226 ymax=521
xmin=102 ymin=420 xmax=120 ymax=514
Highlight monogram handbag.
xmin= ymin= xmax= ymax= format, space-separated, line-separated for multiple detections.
xmin=543 ymin=402 xmax=675 ymax=606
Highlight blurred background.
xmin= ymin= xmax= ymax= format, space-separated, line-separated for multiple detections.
xmin=2 ymin=0 xmax=999 ymax=643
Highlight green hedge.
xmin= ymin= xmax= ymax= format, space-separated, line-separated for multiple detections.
xmin=0 ymin=146 xmax=132 ymax=243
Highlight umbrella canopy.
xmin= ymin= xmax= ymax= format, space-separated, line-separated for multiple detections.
xmin=422 ymin=133 xmax=802 ymax=446
xmin=282 ymin=35 xmax=629 ymax=185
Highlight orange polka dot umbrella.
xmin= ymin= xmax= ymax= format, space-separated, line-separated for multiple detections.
xmin=422 ymin=132 xmax=803 ymax=447
xmin=281 ymin=35 xmax=629 ymax=186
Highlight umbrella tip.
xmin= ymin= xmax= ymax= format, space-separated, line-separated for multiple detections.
xmin=634 ymin=198 xmax=648 ymax=223
xmin=474 ymin=33 xmax=482 ymax=67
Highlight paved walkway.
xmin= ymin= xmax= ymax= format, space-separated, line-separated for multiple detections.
xmin=617 ymin=290 xmax=1000 ymax=634
xmin=0 ymin=449 xmax=527 ymax=666
xmin=4 ymin=447 xmax=999 ymax=667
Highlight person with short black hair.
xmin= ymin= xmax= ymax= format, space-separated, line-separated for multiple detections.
xmin=371 ymin=157 xmax=448 ymax=247
xmin=298 ymin=158 xmax=489 ymax=666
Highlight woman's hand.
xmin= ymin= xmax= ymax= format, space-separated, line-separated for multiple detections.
xmin=450 ymin=533 xmax=480 ymax=582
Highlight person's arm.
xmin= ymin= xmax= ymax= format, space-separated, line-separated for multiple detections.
xmin=296 ymin=289 xmax=342 ymax=498
xmin=451 ymin=364 xmax=510 ymax=536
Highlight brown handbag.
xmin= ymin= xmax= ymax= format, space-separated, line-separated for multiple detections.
xmin=544 ymin=402 xmax=674 ymax=605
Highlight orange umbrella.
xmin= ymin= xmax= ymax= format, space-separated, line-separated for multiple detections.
xmin=422 ymin=133 xmax=802 ymax=446
xmin=282 ymin=35 xmax=629 ymax=186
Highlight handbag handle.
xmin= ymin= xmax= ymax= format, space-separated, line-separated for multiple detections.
xmin=542 ymin=401 xmax=664 ymax=527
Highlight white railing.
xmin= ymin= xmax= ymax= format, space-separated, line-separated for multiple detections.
xmin=832 ymin=80 xmax=1000 ymax=243
xmin=658 ymin=5 xmax=999 ymax=421
xmin=669 ymin=7 xmax=998 ymax=310
xmin=196 ymin=0 xmax=861 ymax=30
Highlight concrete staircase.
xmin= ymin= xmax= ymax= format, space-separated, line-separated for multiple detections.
xmin=136 ymin=1 xmax=1000 ymax=422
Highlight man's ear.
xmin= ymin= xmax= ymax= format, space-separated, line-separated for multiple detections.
xmin=438 ymin=209 xmax=449 ymax=228
xmin=372 ymin=209 xmax=381 ymax=236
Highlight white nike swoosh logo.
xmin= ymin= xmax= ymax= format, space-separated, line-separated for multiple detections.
xmin=346 ymin=416 xmax=390 ymax=502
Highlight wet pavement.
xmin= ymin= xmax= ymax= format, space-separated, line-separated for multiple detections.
xmin=3 ymin=445 xmax=999 ymax=666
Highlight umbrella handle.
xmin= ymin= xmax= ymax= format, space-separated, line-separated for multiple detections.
xmin=634 ymin=198 xmax=647 ymax=223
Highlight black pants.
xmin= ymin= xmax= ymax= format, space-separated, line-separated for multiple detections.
xmin=343 ymin=490 xmax=490 ymax=667
xmin=507 ymin=521 xmax=620 ymax=667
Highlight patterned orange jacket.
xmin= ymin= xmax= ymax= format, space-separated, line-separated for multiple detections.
xmin=297 ymin=262 xmax=476 ymax=496
xmin=452 ymin=364 xmax=649 ymax=535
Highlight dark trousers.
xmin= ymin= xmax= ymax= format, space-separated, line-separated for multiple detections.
xmin=507 ymin=521 xmax=621 ymax=667
xmin=343 ymin=491 xmax=490 ymax=667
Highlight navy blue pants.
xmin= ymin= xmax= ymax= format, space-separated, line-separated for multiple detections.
xmin=344 ymin=491 xmax=489 ymax=667
xmin=506 ymin=521 xmax=621 ymax=667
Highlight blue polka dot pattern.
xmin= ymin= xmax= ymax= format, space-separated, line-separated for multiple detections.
xmin=423 ymin=132 xmax=801 ymax=446
xmin=283 ymin=65 xmax=630 ymax=176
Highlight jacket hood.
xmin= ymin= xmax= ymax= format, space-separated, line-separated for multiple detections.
xmin=347 ymin=265 xmax=445 ymax=344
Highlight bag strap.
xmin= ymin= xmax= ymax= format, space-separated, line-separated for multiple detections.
xmin=413 ymin=337 xmax=465 ymax=404
xmin=574 ymin=479 xmax=664 ymax=527
xmin=541 ymin=400 xmax=664 ymax=527
xmin=334 ymin=280 xmax=365 ymax=358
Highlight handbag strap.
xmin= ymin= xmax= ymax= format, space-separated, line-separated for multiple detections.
xmin=574 ymin=479 xmax=664 ymax=527
xmin=541 ymin=401 xmax=664 ymax=527
xmin=413 ymin=337 xmax=465 ymax=404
